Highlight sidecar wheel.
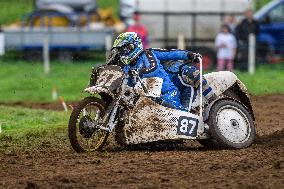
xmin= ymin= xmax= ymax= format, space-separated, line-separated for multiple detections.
xmin=68 ymin=97 xmax=109 ymax=153
xmin=208 ymin=99 xmax=255 ymax=149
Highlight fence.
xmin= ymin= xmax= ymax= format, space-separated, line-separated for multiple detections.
xmin=139 ymin=11 xmax=244 ymax=48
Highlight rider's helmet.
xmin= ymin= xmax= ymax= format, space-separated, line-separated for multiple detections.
xmin=112 ymin=32 xmax=143 ymax=65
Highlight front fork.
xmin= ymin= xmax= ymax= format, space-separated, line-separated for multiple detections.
xmin=97 ymin=77 xmax=128 ymax=132
xmin=97 ymin=100 xmax=119 ymax=132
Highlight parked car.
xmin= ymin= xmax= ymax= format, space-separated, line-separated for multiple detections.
xmin=255 ymin=0 xmax=284 ymax=62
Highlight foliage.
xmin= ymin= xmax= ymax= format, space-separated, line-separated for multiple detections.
xmin=0 ymin=0 xmax=34 ymax=25
xmin=255 ymin=0 xmax=273 ymax=11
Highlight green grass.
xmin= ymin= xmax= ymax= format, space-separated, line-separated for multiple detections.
xmin=236 ymin=64 xmax=284 ymax=95
xmin=0 ymin=106 xmax=68 ymax=132
xmin=0 ymin=60 xmax=99 ymax=102
xmin=0 ymin=106 xmax=69 ymax=151
xmin=0 ymin=60 xmax=284 ymax=103
xmin=0 ymin=0 xmax=118 ymax=25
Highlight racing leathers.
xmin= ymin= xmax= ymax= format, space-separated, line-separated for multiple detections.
xmin=162 ymin=60 xmax=215 ymax=109
xmin=123 ymin=48 xmax=214 ymax=111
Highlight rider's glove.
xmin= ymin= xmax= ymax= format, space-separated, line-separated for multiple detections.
xmin=187 ymin=52 xmax=202 ymax=64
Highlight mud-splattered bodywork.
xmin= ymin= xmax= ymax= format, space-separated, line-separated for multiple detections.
xmin=119 ymin=97 xmax=208 ymax=145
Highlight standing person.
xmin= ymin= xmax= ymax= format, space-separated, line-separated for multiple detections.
xmin=224 ymin=14 xmax=237 ymax=34
xmin=215 ymin=25 xmax=237 ymax=72
xmin=119 ymin=0 xmax=138 ymax=26
xmin=235 ymin=8 xmax=259 ymax=70
xmin=127 ymin=12 xmax=149 ymax=49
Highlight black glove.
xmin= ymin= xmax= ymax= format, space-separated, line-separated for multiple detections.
xmin=187 ymin=52 xmax=202 ymax=64
xmin=128 ymin=69 xmax=138 ymax=77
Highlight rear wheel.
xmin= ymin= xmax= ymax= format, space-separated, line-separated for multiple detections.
xmin=198 ymin=89 xmax=240 ymax=148
xmin=207 ymin=99 xmax=255 ymax=149
xmin=68 ymin=97 xmax=109 ymax=153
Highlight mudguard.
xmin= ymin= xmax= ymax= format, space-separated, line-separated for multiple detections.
xmin=204 ymin=71 xmax=238 ymax=96
xmin=203 ymin=71 xmax=255 ymax=121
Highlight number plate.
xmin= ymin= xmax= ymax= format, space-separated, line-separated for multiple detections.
xmin=177 ymin=116 xmax=199 ymax=137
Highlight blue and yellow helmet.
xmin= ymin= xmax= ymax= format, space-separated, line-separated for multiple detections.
xmin=112 ymin=32 xmax=143 ymax=65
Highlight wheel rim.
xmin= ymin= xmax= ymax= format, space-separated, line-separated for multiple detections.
xmin=76 ymin=102 xmax=108 ymax=151
xmin=216 ymin=105 xmax=251 ymax=144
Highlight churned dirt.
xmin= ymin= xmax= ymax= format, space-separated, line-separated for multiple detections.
xmin=0 ymin=94 xmax=283 ymax=189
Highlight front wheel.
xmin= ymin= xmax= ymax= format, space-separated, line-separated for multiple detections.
xmin=68 ymin=97 xmax=109 ymax=153
xmin=207 ymin=99 xmax=255 ymax=149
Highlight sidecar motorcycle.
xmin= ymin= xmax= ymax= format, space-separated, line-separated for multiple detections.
xmin=68 ymin=58 xmax=256 ymax=152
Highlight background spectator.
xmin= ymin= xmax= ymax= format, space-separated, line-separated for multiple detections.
xmin=224 ymin=14 xmax=237 ymax=34
xmin=127 ymin=12 xmax=149 ymax=49
xmin=236 ymin=9 xmax=259 ymax=43
xmin=215 ymin=24 xmax=237 ymax=72
xmin=235 ymin=8 xmax=260 ymax=70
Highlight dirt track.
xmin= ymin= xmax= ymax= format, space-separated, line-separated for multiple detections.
xmin=0 ymin=94 xmax=283 ymax=189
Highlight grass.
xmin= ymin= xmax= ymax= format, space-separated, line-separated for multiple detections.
xmin=236 ymin=64 xmax=284 ymax=95
xmin=0 ymin=0 xmax=118 ymax=25
xmin=0 ymin=59 xmax=99 ymax=102
xmin=0 ymin=107 xmax=70 ymax=153
xmin=0 ymin=60 xmax=284 ymax=103
xmin=0 ymin=106 xmax=68 ymax=132
xmin=0 ymin=106 xmax=69 ymax=150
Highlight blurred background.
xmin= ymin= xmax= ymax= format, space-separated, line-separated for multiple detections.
xmin=0 ymin=0 xmax=283 ymax=103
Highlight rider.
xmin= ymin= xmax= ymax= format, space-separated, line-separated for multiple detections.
xmin=111 ymin=32 xmax=216 ymax=111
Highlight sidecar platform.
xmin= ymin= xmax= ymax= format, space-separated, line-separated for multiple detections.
xmin=119 ymin=97 xmax=209 ymax=145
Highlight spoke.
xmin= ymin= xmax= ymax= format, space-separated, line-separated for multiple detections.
xmin=83 ymin=108 xmax=88 ymax=116
xmin=75 ymin=102 xmax=106 ymax=151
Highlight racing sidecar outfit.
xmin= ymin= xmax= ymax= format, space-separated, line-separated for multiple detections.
xmin=124 ymin=48 xmax=193 ymax=110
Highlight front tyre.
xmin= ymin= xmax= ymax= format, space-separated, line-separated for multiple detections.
xmin=208 ymin=99 xmax=255 ymax=149
xmin=68 ymin=97 xmax=109 ymax=153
